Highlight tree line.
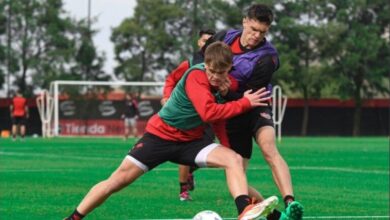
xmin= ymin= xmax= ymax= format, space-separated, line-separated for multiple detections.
xmin=0 ymin=0 xmax=388 ymax=135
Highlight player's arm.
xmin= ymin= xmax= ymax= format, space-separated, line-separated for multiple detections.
xmin=161 ymin=60 xmax=190 ymax=105
xmin=246 ymin=55 xmax=279 ymax=91
xmin=222 ymin=55 xmax=279 ymax=101
xmin=185 ymin=70 xmax=266 ymax=123
xmin=210 ymin=120 xmax=230 ymax=147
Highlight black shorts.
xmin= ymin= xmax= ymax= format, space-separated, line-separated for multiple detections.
xmin=226 ymin=106 xmax=274 ymax=159
xmin=12 ymin=116 xmax=27 ymax=126
xmin=127 ymin=132 xmax=218 ymax=172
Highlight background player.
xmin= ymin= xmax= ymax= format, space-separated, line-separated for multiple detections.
xmin=122 ymin=93 xmax=139 ymax=139
xmin=10 ymin=91 xmax=29 ymax=140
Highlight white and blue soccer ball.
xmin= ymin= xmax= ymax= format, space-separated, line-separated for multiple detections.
xmin=193 ymin=210 xmax=223 ymax=220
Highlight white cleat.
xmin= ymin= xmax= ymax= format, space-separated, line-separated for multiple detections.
xmin=238 ymin=196 xmax=279 ymax=220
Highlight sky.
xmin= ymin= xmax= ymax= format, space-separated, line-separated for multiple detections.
xmin=63 ymin=0 xmax=136 ymax=77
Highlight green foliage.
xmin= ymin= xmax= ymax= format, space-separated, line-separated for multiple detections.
xmin=316 ymin=0 xmax=390 ymax=135
xmin=0 ymin=0 xmax=105 ymax=96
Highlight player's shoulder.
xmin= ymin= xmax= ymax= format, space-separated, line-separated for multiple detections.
xmin=256 ymin=55 xmax=280 ymax=71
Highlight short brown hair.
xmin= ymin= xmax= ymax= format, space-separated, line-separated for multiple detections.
xmin=246 ymin=4 xmax=273 ymax=25
xmin=204 ymin=42 xmax=233 ymax=71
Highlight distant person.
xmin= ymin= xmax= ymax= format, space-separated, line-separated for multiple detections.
xmin=64 ymin=42 xmax=278 ymax=220
xmin=197 ymin=28 xmax=215 ymax=49
xmin=10 ymin=91 xmax=29 ymax=140
xmin=122 ymin=93 xmax=139 ymax=139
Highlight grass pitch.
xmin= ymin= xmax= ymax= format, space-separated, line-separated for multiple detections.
xmin=0 ymin=137 xmax=388 ymax=219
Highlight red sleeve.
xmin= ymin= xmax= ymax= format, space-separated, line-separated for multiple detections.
xmin=163 ymin=60 xmax=190 ymax=99
xmin=185 ymin=70 xmax=252 ymax=123
xmin=211 ymin=120 xmax=230 ymax=148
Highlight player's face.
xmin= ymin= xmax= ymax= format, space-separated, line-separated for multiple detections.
xmin=241 ymin=18 xmax=269 ymax=49
xmin=205 ymin=64 xmax=231 ymax=87
xmin=197 ymin=34 xmax=213 ymax=48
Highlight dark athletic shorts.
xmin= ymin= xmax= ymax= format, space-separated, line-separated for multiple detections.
xmin=226 ymin=105 xmax=274 ymax=159
xmin=12 ymin=116 xmax=27 ymax=126
xmin=127 ymin=132 xmax=218 ymax=172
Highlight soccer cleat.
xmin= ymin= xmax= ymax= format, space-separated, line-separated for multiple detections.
xmin=238 ymin=196 xmax=279 ymax=220
xmin=283 ymin=201 xmax=304 ymax=220
xmin=179 ymin=190 xmax=192 ymax=201
xmin=187 ymin=173 xmax=195 ymax=191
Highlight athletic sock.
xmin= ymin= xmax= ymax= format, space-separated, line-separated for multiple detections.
xmin=267 ymin=209 xmax=282 ymax=220
xmin=235 ymin=194 xmax=251 ymax=214
xmin=179 ymin=182 xmax=188 ymax=193
xmin=66 ymin=209 xmax=85 ymax=220
xmin=283 ymin=195 xmax=295 ymax=207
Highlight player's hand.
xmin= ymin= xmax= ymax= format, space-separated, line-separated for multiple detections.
xmin=243 ymin=87 xmax=270 ymax=107
xmin=218 ymin=78 xmax=231 ymax=96
xmin=160 ymin=98 xmax=168 ymax=106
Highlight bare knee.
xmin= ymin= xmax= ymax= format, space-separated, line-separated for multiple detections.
xmin=225 ymin=153 xmax=243 ymax=169
xmin=258 ymin=140 xmax=280 ymax=164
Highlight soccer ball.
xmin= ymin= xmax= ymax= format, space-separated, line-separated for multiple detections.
xmin=193 ymin=210 xmax=223 ymax=220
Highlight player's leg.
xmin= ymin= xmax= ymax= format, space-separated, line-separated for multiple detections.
xmin=206 ymin=145 xmax=278 ymax=219
xmin=256 ymin=126 xmax=294 ymax=203
xmin=65 ymin=132 xmax=171 ymax=220
xmin=11 ymin=117 xmax=18 ymax=140
xmin=65 ymin=157 xmax=145 ymax=220
xmin=227 ymin=113 xmax=264 ymax=201
xmin=124 ymin=118 xmax=130 ymax=139
xmin=178 ymin=164 xmax=192 ymax=201
xmin=242 ymin=158 xmax=264 ymax=201
xmin=20 ymin=117 xmax=26 ymax=139
xmin=253 ymin=107 xmax=303 ymax=219
xmin=131 ymin=118 xmax=138 ymax=137
xmin=11 ymin=125 xmax=17 ymax=140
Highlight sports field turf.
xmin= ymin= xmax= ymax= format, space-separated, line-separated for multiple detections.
xmin=0 ymin=137 xmax=388 ymax=219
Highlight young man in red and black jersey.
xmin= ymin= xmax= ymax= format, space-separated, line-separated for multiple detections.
xmin=10 ymin=91 xmax=29 ymax=140
xmin=64 ymin=42 xmax=278 ymax=220
xmin=195 ymin=4 xmax=303 ymax=220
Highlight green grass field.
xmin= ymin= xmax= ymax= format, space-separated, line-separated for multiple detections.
xmin=0 ymin=137 xmax=388 ymax=219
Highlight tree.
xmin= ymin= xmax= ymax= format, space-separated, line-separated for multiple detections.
xmin=72 ymin=20 xmax=107 ymax=82
xmin=3 ymin=0 xmax=106 ymax=96
xmin=111 ymin=0 xmax=232 ymax=82
xmin=319 ymin=0 xmax=390 ymax=136
xmin=271 ymin=0 xmax=330 ymax=136
xmin=0 ymin=1 xmax=7 ymax=92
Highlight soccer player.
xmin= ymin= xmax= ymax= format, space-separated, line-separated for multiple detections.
xmin=64 ymin=42 xmax=278 ymax=220
xmin=163 ymin=4 xmax=304 ymax=220
xmin=121 ymin=93 xmax=139 ymax=139
xmin=161 ymin=28 xmax=218 ymax=201
xmin=194 ymin=4 xmax=304 ymax=220
xmin=10 ymin=91 xmax=29 ymax=140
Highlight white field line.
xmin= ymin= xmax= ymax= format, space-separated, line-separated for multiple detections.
xmin=0 ymin=151 xmax=388 ymax=175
